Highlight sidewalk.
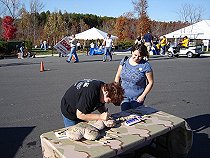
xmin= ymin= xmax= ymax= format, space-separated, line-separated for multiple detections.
xmin=35 ymin=53 xmax=59 ymax=58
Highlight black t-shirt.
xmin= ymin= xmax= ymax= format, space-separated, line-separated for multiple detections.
xmin=61 ymin=79 xmax=105 ymax=121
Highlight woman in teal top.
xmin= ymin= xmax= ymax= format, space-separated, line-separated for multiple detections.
xmin=115 ymin=44 xmax=154 ymax=111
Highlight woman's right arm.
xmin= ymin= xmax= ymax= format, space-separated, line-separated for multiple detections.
xmin=114 ymin=65 xmax=122 ymax=83
xmin=76 ymin=109 xmax=109 ymax=121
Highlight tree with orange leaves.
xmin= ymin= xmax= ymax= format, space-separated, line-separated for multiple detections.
xmin=132 ymin=0 xmax=152 ymax=35
xmin=114 ymin=12 xmax=135 ymax=41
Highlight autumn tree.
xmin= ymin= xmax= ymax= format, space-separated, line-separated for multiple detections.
xmin=43 ymin=12 xmax=66 ymax=46
xmin=0 ymin=17 xmax=2 ymax=39
xmin=2 ymin=16 xmax=17 ymax=40
xmin=101 ymin=18 xmax=116 ymax=35
xmin=132 ymin=0 xmax=152 ymax=36
xmin=114 ymin=12 xmax=135 ymax=41
xmin=150 ymin=20 xmax=190 ymax=38
xmin=17 ymin=7 xmax=30 ymax=40
xmin=79 ymin=18 xmax=89 ymax=33
xmin=29 ymin=0 xmax=44 ymax=44
xmin=0 ymin=0 xmax=20 ymax=41
xmin=114 ymin=16 xmax=129 ymax=41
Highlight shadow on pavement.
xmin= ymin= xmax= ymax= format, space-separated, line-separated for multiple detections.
xmin=71 ymin=59 xmax=122 ymax=63
xmin=0 ymin=126 xmax=35 ymax=158
xmin=186 ymin=114 xmax=210 ymax=157
xmin=0 ymin=62 xmax=39 ymax=67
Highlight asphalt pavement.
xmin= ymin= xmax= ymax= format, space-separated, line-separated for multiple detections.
xmin=0 ymin=54 xmax=210 ymax=158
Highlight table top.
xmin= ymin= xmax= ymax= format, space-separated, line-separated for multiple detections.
xmin=40 ymin=107 xmax=185 ymax=158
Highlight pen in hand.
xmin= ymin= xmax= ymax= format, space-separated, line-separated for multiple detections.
xmin=106 ymin=108 xmax=111 ymax=120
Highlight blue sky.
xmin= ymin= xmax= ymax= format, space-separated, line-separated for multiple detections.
xmin=24 ymin=0 xmax=210 ymax=22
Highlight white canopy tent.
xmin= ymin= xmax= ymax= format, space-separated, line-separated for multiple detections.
xmin=75 ymin=27 xmax=118 ymax=40
xmin=164 ymin=20 xmax=210 ymax=51
xmin=164 ymin=20 xmax=210 ymax=40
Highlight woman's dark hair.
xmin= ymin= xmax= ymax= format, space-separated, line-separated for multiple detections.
xmin=137 ymin=36 xmax=141 ymax=41
xmin=131 ymin=43 xmax=149 ymax=58
xmin=103 ymin=82 xmax=124 ymax=106
xmin=107 ymin=33 xmax=111 ymax=37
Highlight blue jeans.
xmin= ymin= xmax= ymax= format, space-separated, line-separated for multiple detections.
xmin=62 ymin=114 xmax=80 ymax=127
xmin=121 ymin=97 xmax=144 ymax=111
xmin=161 ymin=45 xmax=166 ymax=55
xmin=67 ymin=47 xmax=79 ymax=62
xmin=103 ymin=47 xmax=112 ymax=61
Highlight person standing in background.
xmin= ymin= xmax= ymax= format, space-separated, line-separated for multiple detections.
xmin=66 ymin=35 xmax=79 ymax=63
xmin=135 ymin=35 xmax=143 ymax=46
xmin=77 ymin=41 xmax=81 ymax=50
xmin=43 ymin=40 xmax=47 ymax=50
xmin=102 ymin=33 xmax=113 ymax=62
xmin=160 ymin=36 xmax=167 ymax=55
xmin=143 ymin=31 xmax=153 ymax=52
xmin=96 ymin=39 xmax=102 ymax=48
xmin=19 ymin=42 xmax=25 ymax=59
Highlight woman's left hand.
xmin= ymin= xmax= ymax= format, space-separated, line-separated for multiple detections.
xmin=136 ymin=95 xmax=145 ymax=103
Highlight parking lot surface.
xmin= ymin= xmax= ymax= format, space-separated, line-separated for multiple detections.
xmin=0 ymin=54 xmax=210 ymax=158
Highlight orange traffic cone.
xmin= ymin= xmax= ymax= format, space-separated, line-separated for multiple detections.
xmin=40 ymin=61 xmax=45 ymax=72
xmin=71 ymin=55 xmax=75 ymax=61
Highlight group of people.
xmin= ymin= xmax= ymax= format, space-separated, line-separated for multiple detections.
xmin=61 ymin=43 xmax=154 ymax=127
xmin=135 ymin=32 xmax=190 ymax=56
xmin=134 ymin=31 xmax=153 ymax=53
xmin=17 ymin=42 xmax=33 ymax=59
xmin=134 ymin=32 xmax=167 ymax=55
xmin=66 ymin=33 xmax=113 ymax=63
xmin=61 ymin=32 xmax=189 ymax=128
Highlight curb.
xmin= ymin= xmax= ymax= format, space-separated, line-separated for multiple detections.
xmin=35 ymin=51 xmax=210 ymax=58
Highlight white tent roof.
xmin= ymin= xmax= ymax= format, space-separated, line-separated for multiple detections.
xmin=164 ymin=20 xmax=210 ymax=40
xmin=75 ymin=27 xmax=118 ymax=40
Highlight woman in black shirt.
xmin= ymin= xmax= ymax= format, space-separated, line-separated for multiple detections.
xmin=61 ymin=79 xmax=124 ymax=127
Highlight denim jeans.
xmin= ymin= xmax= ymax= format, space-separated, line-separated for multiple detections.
xmin=161 ymin=45 xmax=166 ymax=55
xmin=67 ymin=46 xmax=79 ymax=62
xmin=62 ymin=114 xmax=80 ymax=127
xmin=121 ymin=97 xmax=144 ymax=111
xmin=103 ymin=47 xmax=112 ymax=61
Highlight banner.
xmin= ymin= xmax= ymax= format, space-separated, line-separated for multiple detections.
xmin=53 ymin=37 xmax=71 ymax=55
